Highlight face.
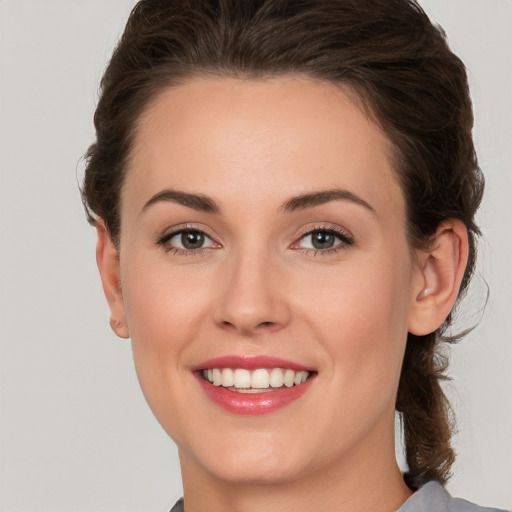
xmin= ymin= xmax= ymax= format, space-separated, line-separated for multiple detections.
xmin=109 ymin=77 xmax=423 ymax=485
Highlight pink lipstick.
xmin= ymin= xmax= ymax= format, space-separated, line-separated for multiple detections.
xmin=193 ymin=355 xmax=316 ymax=415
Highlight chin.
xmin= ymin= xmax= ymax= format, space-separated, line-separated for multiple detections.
xmin=205 ymin=455 xmax=306 ymax=486
xmin=179 ymin=429 xmax=313 ymax=486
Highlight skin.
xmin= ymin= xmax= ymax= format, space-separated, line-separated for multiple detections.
xmin=96 ymin=77 xmax=468 ymax=512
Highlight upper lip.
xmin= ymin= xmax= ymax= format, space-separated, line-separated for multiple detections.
xmin=191 ymin=355 xmax=314 ymax=372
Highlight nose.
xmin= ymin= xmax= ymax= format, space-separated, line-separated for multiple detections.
xmin=212 ymin=249 xmax=291 ymax=336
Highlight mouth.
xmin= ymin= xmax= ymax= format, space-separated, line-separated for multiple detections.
xmin=199 ymin=367 xmax=312 ymax=393
xmin=193 ymin=356 xmax=317 ymax=415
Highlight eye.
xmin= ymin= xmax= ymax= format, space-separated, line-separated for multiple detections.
xmin=301 ymin=230 xmax=338 ymax=250
xmin=294 ymin=228 xmax=353 ymax=252
xmin=158 ymin=228 xmax=218 ymax=253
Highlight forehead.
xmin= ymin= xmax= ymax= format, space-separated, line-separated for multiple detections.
xmin=124 ymin=76 xmax=404 ymax=220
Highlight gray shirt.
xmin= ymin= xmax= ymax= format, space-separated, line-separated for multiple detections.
xmin=169 ymin=481 xmax=508 ymax=511
xmin=398 ymin=481 xmax=507 ymax=512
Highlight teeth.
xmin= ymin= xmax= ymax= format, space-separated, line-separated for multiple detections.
xmin=284 ymin=369 xmax=295 ymax=388
xmin=212 ymin=368 xmax=222 ymax=386
xmin=221 ymin=368 xmax=234 ymax=387
xmin=234 ymin=369 xmax=251 ymax=389
xmin=251 ymin=369 xmax=269 ymax=389
xmin=202 ymin=368 xmax=310 ymax=390
xmin=269 ymin=368 xmax=284 ymax=388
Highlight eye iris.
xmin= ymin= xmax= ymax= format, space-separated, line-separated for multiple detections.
xmin=312 ymin=231 xmax=335 ymax=249
xmin=181 ymin=231 xmax=205 ymax=249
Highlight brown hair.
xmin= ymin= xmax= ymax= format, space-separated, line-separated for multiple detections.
xmin=82 ymin=0 xmax=483 ymax=488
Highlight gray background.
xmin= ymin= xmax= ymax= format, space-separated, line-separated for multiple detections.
xmin=1 ymin=1 xmax=511 ymax=510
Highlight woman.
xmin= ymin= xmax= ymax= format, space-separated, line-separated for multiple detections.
xmin=81 ymin=0 xmax=506 ymax=510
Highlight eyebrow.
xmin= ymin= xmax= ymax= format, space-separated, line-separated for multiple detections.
xmin=141 ymin=189 xmax=220 ymax=215
xmin=140 ymin=187 xmax=375 ymax=216
xmin=280 ymin=189 xmax=376 ymax=215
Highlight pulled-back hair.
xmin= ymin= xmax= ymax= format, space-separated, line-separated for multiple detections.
xmin=82 ymin=0 xmax=483 ymax=488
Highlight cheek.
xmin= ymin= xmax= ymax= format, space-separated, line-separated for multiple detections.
xmin=292 ymin=254 xmax=413 ymax=445
xmin=120 ymin=256 xmax=213 ymax=413
xmin=295 ymin=251 xmax=413 ymax=385
xmin=123 ymin=255 xmax=211 ymax=344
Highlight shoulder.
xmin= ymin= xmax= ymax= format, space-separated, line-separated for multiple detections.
xmin=169 ymin=497 xmax=184 ymax=512
xmin=169 ymin=486 xmax=508 ymax=512
xmin=398 ymin=481 xmax=509 ymax=512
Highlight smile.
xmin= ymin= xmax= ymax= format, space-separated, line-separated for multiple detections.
xmin=201 ymin=367 xmax=310 ymax=393
xmin=194 ymin=356 xmax=316 ymax=415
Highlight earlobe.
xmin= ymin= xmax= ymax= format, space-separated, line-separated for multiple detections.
xmin=95 ymin=219 xmax=130 ymax=339
xmin=408 ymin=220 xmax=469 ymax=336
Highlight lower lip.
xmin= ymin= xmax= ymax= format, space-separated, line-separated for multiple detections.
xmin=196 ymin=374 xmax=315 ymax=415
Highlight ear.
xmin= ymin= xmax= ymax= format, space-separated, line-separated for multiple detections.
xmin=95 ymin=219 xmax=130 ymax=338
xmin=408 ymin=219 xmax=469 ymax=336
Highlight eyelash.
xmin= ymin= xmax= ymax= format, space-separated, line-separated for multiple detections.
xmin=156 ymin=224 xmax=354 ymax=256
xmin=292 ymin=225 xmax=354 ymax=256
xmin=156 ymin=224 xmax=219 ymax=256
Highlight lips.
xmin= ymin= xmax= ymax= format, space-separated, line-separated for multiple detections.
xmin=193 ymin=355 xmax=316 ymax=415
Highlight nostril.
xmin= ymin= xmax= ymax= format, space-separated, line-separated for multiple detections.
xmin=253 ymin=321 xmax=281 ymax=334
xmin=218 ymin=319 xmax=277 ymax=336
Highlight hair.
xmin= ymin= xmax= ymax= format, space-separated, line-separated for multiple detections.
xmin=82 ymin=0 xmax=483 ymax=489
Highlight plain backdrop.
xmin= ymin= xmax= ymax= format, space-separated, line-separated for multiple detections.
xmin=0 ymin=1 xmax=511 ymax=511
